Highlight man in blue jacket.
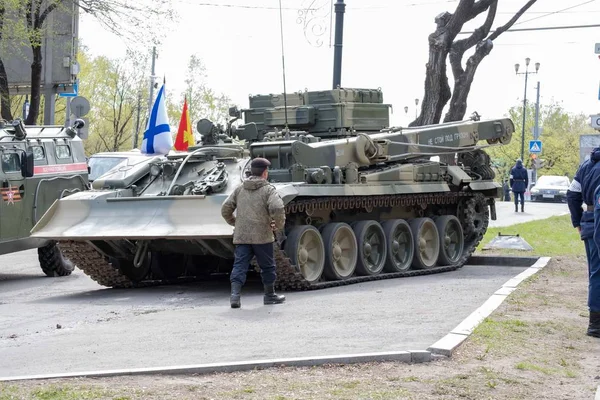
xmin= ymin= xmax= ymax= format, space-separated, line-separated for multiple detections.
xmin=567 ymin=147 xmax=600 ymax=338
xmin=510 ymin=159 xmax=528 ymax=212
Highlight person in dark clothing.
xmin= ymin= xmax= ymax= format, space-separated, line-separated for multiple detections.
xmin=220 ymin=157 xmax=286 ymax=309
xmin=502 ymin=179 xmax=511 ymax=202
xmin=567 ymin=147 xmax=600 ymax=338
xmin=510 ymin=159 xmax=528 ymax=212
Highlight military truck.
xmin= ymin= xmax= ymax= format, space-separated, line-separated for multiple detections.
xmin=28 ymin=88 xmax=514 ymax=289
xmin=0 ymin=119 xmax=89 ymax=277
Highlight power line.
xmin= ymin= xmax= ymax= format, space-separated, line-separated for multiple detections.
xmin=459 ymin=23 xmax=600 ymax=35
xmin=514 ymin=0 xmax=596 ymax=26
xmin=172 ymin=0 xmax=458 ymax=10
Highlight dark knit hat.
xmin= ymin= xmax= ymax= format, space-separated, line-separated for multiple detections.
xmin=250 ymin=157 xmax=271 ymax=169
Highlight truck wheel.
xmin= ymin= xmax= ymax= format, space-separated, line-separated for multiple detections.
xmin=38 ymin=241 xmax=75 ymax=277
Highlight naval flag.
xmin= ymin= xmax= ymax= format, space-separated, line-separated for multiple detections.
xmin=141 ymin=83 xmax=173 ymax=154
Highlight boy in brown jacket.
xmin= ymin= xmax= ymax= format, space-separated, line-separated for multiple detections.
xmin=221 ymin=157 xmax=286 ymax=308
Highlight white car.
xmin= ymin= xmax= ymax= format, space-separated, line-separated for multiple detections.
xmin=530 ymin=175 xmax=570 ymax=203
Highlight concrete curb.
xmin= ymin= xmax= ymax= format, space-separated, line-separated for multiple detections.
xmin=596 ymin=385 xmax=600 ymax=400
xmin=427 ymin=256 xmax=551 ymax=357
xmin=0 ymin=351 xmax=430 ymax=382
xmin=466 ymin=255 xmax=540 ymax=267
xmin=0 ymin=256 xmax=544 ymax=382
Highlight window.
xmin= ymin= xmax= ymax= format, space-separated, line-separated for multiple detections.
xmin=87 ymin=156 xmax=128 ymax=181
xmin=1 ymin=153 xmax=20 ymax=173
xmin=56 ymin=145 xmax=71 ymax=159
xmin=31 ymin=146 xmax=45 ymax=161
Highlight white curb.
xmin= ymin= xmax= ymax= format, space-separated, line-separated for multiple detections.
xmin=0 ymin=351 xmax=427 ymax=382
xmin=428 ymin=256 xmax=551 ymax=356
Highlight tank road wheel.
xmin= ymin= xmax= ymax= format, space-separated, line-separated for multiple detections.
xmin=434 ymin=215 xmax=465 ymax=266
xmin=321 ymin=223 xmax=357 ymax=281
xmin=381 ymin=219 xmax=414 ymax=272
xmin=352 ymin=220 xmax=387 ymax=276
xmin=284 ymin=225 xmax=325 ymax=284
xmin=38 ymin=241 xmax=75 ymax=277
xmin=409 ymin=218 xmax=440 ymax=270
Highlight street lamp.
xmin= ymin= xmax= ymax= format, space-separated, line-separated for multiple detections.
xmin=414 ymin=98 xmax=419 ymax=119
xmin=514 ymin=58 xmax=540 ymax=161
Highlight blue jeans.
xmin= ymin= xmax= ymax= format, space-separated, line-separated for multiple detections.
xmin=584 ymin=238 xmax=600 ymax=312
xmin=230 ymin=243 xmax=277 ymax=286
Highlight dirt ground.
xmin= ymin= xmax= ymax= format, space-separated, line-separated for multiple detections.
xmin=1 ymin=256 xmax=599 ymax=400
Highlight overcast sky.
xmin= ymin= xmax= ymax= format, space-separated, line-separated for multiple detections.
xmin=79 ymin=0 xmax=600 ymax=127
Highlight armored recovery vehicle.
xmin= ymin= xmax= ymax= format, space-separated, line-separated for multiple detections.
xmin=0 ymin=119 xmax=89 ymax=277
xmin=29 ymin=87 xmax=514 ymax=289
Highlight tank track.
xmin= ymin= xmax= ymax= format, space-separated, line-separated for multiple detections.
xmin=57 ymin=191 xmax=490 ymax=290
xmin=272 ymin=191 xmax=489 ymax=290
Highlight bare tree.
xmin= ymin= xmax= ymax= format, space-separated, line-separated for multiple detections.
xmin=0 ymin=0 xmax=174 ymax=125
xmin=412 ymin=0 xmax=538 ymax=127
xmin=0 ymin=0 xmax=19 ymax=120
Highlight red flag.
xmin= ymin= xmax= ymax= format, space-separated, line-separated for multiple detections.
xmin=174 ymin=97 xmax=193 ymax=151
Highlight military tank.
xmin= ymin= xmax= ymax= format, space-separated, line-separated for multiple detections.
xmin=28 ymin=86 xmax=514 ymax=290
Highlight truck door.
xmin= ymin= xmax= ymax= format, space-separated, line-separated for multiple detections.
xmin=0 ymin=146 xmax=27 ymax=241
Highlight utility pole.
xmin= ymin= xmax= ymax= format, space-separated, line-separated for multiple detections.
xmin=147 ymin=46 xmax=157 ymax=118
xmin=532 ymin=81 xmax=541 ymax=184
xmin=534 ymin=81 xmax=540 ymax=140
xmin=514 ymin=58 xmax=540 ymax=161
xmin=332 ymin=0 xmax=345 ymax=89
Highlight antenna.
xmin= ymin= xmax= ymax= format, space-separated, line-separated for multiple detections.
xmin=278 ymin=0 xmax=289 ymax=134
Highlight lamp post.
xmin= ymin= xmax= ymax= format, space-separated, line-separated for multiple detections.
xmin=514 ymin=58 xmax=540 ymax=161
xmin=414 ymin=98 xmax=419 ymax=120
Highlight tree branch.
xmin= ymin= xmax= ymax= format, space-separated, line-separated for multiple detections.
xmin=470 ymin=0 xmax=496 ymax=19
xmin=38 ymin=2 xmax=59 ymax=27
xmin=488 ymin=0 xmax=537 ymax=41
xmin=447 ymin=0 xmax=475 ymax=35
xmin=448 ymin=1 xmax=497 ymax=80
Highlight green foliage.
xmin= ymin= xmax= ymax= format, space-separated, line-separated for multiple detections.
xmin=166 ymin=53 xmax=231 ymax=138
xmin=488 ymin=100 xmax=595 ymax=181
xmin=75 ymin=45 xmax=150 ymax=155
xmin=477 ymin=214 xmax=585 ymax=257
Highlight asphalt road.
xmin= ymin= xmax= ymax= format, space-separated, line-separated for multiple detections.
xmin=0 ymin=202 xmax=567 ymax=379
xmin=0 ymin=254 xmax=527 ymax=378
xmin=489 ymin=201 xmax=569 ymax=228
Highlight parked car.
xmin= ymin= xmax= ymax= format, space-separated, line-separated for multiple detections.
xmin=530 ymin=175 xmax=570 ymax=202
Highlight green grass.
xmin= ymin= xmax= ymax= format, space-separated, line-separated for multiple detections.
xmin=477 ymin=214 xmax=585 ymax=257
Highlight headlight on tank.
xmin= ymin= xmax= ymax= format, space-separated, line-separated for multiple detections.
xmin=150 ymin=164 xmax=163 ymax=177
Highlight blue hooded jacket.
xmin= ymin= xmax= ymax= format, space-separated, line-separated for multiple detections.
xmin=509 ymin=159 xmax=528 ymax=193
xmin=567 ymin=147 xmax=600 ymax=239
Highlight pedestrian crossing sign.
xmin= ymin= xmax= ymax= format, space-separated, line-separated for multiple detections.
xmin=529 ymin=140 xmax=542 ymax=154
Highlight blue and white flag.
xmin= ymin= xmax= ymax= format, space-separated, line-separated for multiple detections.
xmin=141 ymin=83 xmax=173 ymax=154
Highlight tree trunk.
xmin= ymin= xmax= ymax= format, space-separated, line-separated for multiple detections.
xmin=0 ymin=58 xmax=12 ymax=121
xmin=25 ymin=46 xmax=43 ymax=125
xmin=409 ymin=13 xmax=454 ymax=127
xmin=444 ymin=40 xmax=493 ymax=122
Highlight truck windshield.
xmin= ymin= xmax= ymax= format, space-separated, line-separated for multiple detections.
xmin=88 ymin=157 xmax=128 ymax=181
